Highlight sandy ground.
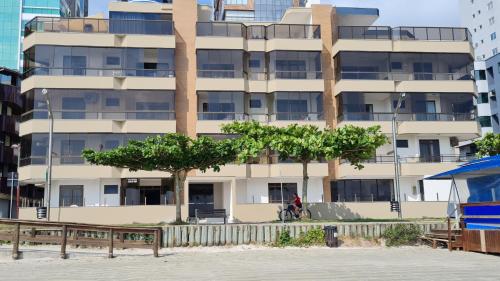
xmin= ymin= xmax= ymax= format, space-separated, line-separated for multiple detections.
xmin=0 ymin=245 xmax=499 ymax=281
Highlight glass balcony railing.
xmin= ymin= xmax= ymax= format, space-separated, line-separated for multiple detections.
xmin=21 ymin=110 xmax=176 ymax=122
xmin=25 ymin=17 xmax=174 ymax=36
xmin=337 ymin=26 xmax=471 ymax=42
xmin=24 ymin=67 xmax=175 ymax=79
xmin=340 ymin=154 xmax=476 ymax=165
xmin=197 ymin=22 xmax=321 ymax=39
xmin=338 ymin=112 xmax=476 ymax=122
xmin=197 ymin=112 xmax=325 ymax=122
xmin=338 ymin=71 xmax=472 ymax=81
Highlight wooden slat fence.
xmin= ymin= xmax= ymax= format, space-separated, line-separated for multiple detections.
xmin=0 ymin=219 xmax=162 ymax=260
xmin=162 ymin=222 xmax=447 ymax=247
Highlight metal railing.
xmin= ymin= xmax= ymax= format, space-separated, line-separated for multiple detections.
xmin=25 ymin=17 xmax=174 ymax=36
xmin=269 ymin=71 xmax=323 ymax=80
xmin=337 ymin=26 xmax=471 ymax=42
xmin=24 ymin=67 xmax=175 ymax=79
xmin=197 ymin=112 xmax=247 ymax=121
xmin=197 ymin=22 xmax=321 ymax=39
xmin=340 ymin=155 xmax=476 ymax=165
xmin=338 ymin=71 xmax=472 ymax=81
xmin=338 ymin=112 xmax=476 ymax=122
xmin=21 ymin=110 xmax=176 ymax=122
xmin=268 ymin=112 xmax=325 ymax=121
xmin=196 ymin=22 xmax=246 ymax=37
xmin=266 ymin=24 xmax=321 ymax=39
xmin=338 ymin=26 xmax=392 ymax=40
xmin=197 ymin=70 xmax=244 ymax=79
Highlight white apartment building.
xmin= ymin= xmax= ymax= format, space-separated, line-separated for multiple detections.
xmin=460 ymin=0 xmax=500 ymax=134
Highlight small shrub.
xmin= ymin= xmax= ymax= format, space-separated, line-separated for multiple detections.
xmin=276 ymin=227 xmax=325 ymax=247
xmin=277 ymin=229 xmax=293 ymax=247
xmin=382 ymin=224 xmax=422 ymax=247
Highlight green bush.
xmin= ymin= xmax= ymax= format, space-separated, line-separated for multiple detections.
xmin=382 ymin=224 xmax=422 ymax=247
xmin=276 ymin=227 xmax=325 ymax=247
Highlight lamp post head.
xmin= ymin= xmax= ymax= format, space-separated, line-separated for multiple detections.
xmin=41 ymin=88 xmax=48 ymax=96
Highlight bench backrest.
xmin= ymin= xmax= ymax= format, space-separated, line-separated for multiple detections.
xmin=196 ymin=209 xmax=226 ymax=218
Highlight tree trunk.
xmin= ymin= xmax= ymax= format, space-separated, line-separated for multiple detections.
xmin=302 ymin=162 xmax=309 ymax=213
xmin=174 ymin=171 xmax=186 ymax=223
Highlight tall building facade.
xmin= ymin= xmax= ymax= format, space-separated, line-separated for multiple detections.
xmin=18 ymin=0 xmax=479 ymax=224
xmin=0 ymin=0 xmax=77 ymax=70
xmin=215 ymin=0 xmax=305 ymax=22
xmin=460 ymin=0 xmax=500 ymax=134
xmin=0 ymin=68 xmax=22 ymax=218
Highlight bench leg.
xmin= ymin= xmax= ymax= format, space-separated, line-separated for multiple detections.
xmin=432 ymin=239 xmax=437 ymax=249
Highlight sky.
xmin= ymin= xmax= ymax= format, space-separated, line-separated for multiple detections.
xmin=88 ymin=0 xmax=462 ymax=27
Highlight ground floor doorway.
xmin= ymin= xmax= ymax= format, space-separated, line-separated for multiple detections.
xmin=189 ymin=183 xmax=214 ymax=217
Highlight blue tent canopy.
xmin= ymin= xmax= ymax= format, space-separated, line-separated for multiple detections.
xmin=426 ymin=155 xmax=500 ymax=180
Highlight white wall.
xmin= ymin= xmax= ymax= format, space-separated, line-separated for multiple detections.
xmin=240 ymin=177 xmax=324 ymax=204
xmin=48 ymin=179 xmax=121 ymax=208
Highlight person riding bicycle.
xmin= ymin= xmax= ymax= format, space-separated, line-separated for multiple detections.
xmin=292 ymin=193 xmax=302 ymax=218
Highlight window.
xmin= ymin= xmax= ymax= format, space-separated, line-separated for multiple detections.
xmin=391 ymin=62 xmax=402 ymax=70
xmin=488 ymin=1 xmax=493 ymax=10
xmin=478 ymin=116 xmax=492 ymax=127
xmin=494 ymin=48 xmax=499 ymax=56
xmin=106 ymin=56 xmax=120 ymax=66
xmin=491 ymin=32 xmax=496 ymax=40
xmin=331 ymin=180 xmax=393 ymax=202
xmin=104 ymin=185 xmax=119 ymax=194
xmin=59 ymin=185 xmax=84 ymax=207
xmin=249 ymin=60 xmax=261 ymax=68
xmin=393 ymin=100 xmax=406 ymax=109
xmin=396 ymin=140 xmax=409 ymax=148
xmin=105 ymin=98 xmax=120 ymax=107
xmin=478 ymin=92 xmax=489 ymax=104
xmin=489 ymin=17 xmax=495 ymax=25
xmin=475 ymin=70 xmax=486 ymax=80
xmin=249 ymin=99 xmax=262 ymax=108
xmin=268 ymin=183 xmax=297 ymax=203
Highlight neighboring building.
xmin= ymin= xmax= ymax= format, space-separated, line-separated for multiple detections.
xmin=460 ymin=0 xmax=500 ymax=134
xmin=61 ymin=0 xmax=89 ymax=17
xmin=486 ymin=53 xmax=500 ymax=121
xmin=215 ymin=0 xmax=305 ymax=22
xmin=18 ymin=0 xmax=479 ymax=224
xmin=0 ymin=0 xmax=78 ymax=70
xmin=0 ymin=68 xmax=21 ymax=218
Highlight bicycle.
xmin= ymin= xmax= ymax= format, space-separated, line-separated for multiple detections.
xmin=278 ymin=203 xmax=312 ymax=222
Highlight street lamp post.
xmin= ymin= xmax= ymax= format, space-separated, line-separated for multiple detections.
xmin=42 ymin=89 xmax=53 ymax=221
xmin=9 ymin=144 xmax=21 ymax=219
xmin=392 ymin=93 xmax=406 ymax=220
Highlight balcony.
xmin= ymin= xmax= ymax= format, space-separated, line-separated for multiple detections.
xmin=338 ymin=155 xmax=473 ymax=178
xmin=0 ymin=84 xmax=22 ymax=111
xmin=24 ymin=67 xmax=175 ymax=79
xmin=25 ymin=17 xmax=174 ymax=36
xmin=196 ymin=23 xmax=321 ymax=51
xmin=334 ymin=26 xmax=473 ymax=56
xmin=197 ymin=23 xmax=320 ymax=39
xmin=337 ymin=26 xmax=470 ymax=41
xmin=338 ymin=112 xmax=476 ymax=122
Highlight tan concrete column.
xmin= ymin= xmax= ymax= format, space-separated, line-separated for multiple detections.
xmin=173 ymin=0 xmax=198 ymax=137
xmin=312 ymin=5 xmax=338 ymax=201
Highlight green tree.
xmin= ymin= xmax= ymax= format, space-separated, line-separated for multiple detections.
xmin=475 ymin=133 xmax=500 ymax=158
xmin=222 ymin=121 xmax=387 ymax=211
xmin=82 ymin=134 xmax=237 ymax=223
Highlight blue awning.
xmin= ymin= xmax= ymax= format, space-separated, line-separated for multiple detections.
xmin=426 ymin=155 xmax=500 ymax=180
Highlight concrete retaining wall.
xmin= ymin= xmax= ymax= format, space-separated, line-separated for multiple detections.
xmin=161 ymin=222 xmax=447 ymax=247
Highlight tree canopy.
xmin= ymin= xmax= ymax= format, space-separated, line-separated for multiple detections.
xmin=82 ymin=134 xmax=238 ymax=222
xmin=475 ymin=133 xmax=500 ymax=158
xmin=222 ymin=121 xmax=387 ymax=168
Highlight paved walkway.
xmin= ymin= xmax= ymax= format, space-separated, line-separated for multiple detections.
xmin=0 ymin=246 xmax=499 ymax=280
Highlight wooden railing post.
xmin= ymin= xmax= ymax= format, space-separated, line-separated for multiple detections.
xmin=73 ymin=229 xmax=79 ymax=247
xmin=108 ymin=228 xmax=114 ymax=258
xmin=12 ymin=222 xmax=20 ymax=260
xmin=60 ymin=225 xmax=68 ymax=259
xmin=119 ymin=232 xmax=125 ymax=249
xmin=153 ymin=229 xmax=159 ymax=258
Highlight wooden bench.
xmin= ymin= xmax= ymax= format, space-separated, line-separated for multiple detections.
xmin=195 ymin=209 xmax=227 ymax=224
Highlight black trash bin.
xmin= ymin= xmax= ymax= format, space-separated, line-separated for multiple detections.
xmin=36 ymin=207 xmax=47 ymax=219
xmin=324 ymin=226 xmax=338 ymax=247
